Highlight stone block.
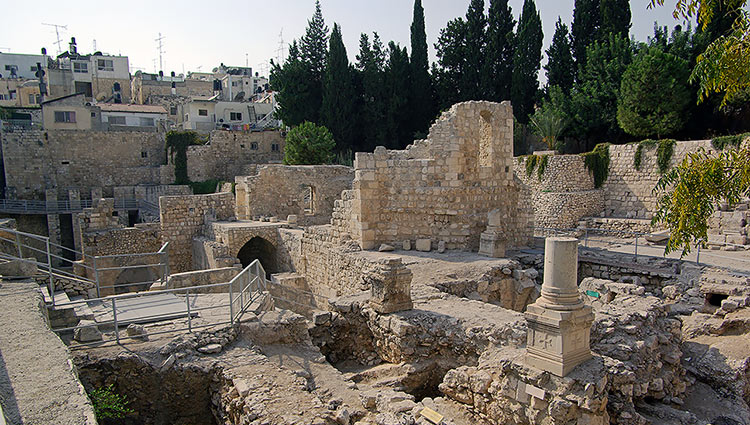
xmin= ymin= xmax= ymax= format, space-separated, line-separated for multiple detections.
xmin=403 ymin=240 xmax=411 ymax=250
xmin=74 ymin=320 xmax=102 ymax=342
xmin=415 ymin=239 xmax=431 ymax=252
xmin=479 ymin=232 xmax=506 ymax=258
xmin=378 ymin=244 xmax=395 ymax=252
xmin=368 ymin=258 xmax=413 ymax=314
xmin=0 ymin=258 xmax=37 ymax=277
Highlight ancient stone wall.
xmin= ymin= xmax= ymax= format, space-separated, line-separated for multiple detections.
xmin=1 ymin=129 xmax=165 ymax=199
xmin=514 ymin=155 xmax=604 ymax=229
xmin=334 ymin=101 xmax=532 ymax=251
xmin=166 ymin=267 xmax=240 ymax=292
xmin=235 ymin=165 xmax=354 ymax=225
xmin=180 ymin=130 xmax=285 ymax=182
xmin=159 ymin=192 xmax=235 ymax=273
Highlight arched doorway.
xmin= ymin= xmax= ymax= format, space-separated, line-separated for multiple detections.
xmin=114 ymin=267 xmax=158 ymax=295
xmin=237 ymin=237 xmax=277 ymax=277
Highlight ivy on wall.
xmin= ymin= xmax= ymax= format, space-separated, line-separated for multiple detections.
xmin=711 ymin=133 xmax=750 ymax=151
xmin=165 ymin=131 xmax=206 ymax=185
xmin=581 ymin=143 xmax=610 ymax=189
xmin=520 ymin=154 xmax=550 ymax=181
xmin=633 ymin=139 xmax=676 ymax=174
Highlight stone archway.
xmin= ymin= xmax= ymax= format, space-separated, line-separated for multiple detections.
xmin=237 ymin=237 xmax=278 ymax=277
xmin=114 ymin=267 xmax=158 ymax=295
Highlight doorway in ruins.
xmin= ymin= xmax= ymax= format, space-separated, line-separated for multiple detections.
xmin=237 ymin=237 xmax=278 ymax=277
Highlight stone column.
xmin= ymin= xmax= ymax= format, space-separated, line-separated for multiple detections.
xmin=478 ymin=209 xmax=506 ymax=258
xmin=525 ymin=237 xmax=594 ymax=377
xmin=368 ymin=258 xmax=413 ymax=314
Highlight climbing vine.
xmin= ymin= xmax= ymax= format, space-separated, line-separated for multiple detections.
xmin=524 ymin=155 xmax=539 ymax=177
xmin=581 ymin=143 xmax=610 ymax=188
xmin=656 ymin=139 xmax=676 ymax=175
xmin=165 ymin=131 xmax=206 ymax=185
xmin=520 ymin=154 xmax=550 ymax=181
xmin=711 ymin=133 xmax=750 ymax=151
xmin=537 ymin=155 xmax=549 ymax=180
xmin=634 ymin=139 xmax=657 ymax=170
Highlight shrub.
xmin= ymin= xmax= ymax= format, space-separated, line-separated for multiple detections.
xmin=89 ymin=384 xmax=133 ymax=420
xmin=283 ymin=122 xmax=336 ymax=165
xmin=581 ymin=143 xmax=610 ymax=188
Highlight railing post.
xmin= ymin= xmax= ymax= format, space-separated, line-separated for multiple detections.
xmin=93 ymin=256 xmax=101 ymax=298
xmin=186 ymin=288 xmax=192 ymax=332
xmin=584 ymin=228 xmax=589 ymax=248
xmin=634 ymin=235 xmax=638 ymax=262
xmin=112 ymin=298 xmax=119 ymax=344
xmin=45 ymin=238 xmax=55 ymax=306
xmin=696 ymin=244 xmax=701 ymax=266
xmin=229 ymin=278 xmax=234 ymax=325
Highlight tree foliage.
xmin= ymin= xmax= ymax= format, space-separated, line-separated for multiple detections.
xmin=357 ymin=33 xmax=388 ymax=152
xmin=321 ymin=23 xmax=357 ymax=153
xmin=572 ymin=0 xmax=601 ymax=68
xmin=90 ymin=384 xmax=134 ymax=420
xmin=530 ymin=102 xmax=566 ymax=150
xmin=409 ymin=0 xmax=434 ymax=137
xmin=511 ymin=0 xmax=543 ymax=124
xmin=461 ymin=0 xmax=488 ymax=100
xmin=384 ymin=42 xmax=412 ymax=148
xmin=165 ymin=130 xmax=203 ymax=185
xmin=545 ymin=18 xmax=575 ymax=94
xmin=601 ymin=0 xmax=632 ymax=38
xmin=617 ymin=47 xmax=691 ymax=138
xmin=482 ymin=0 xmax=516 ymax=101
xmin=283 ymin=122 xmax=336 ymax=165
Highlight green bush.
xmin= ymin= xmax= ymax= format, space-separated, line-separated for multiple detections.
xmin=189 ymin=179 xmax=223 ymax=195
xmin=89 ymin=384 xmax=133 ymax=420
xmin=581 ymin=143 xmax=610 ymax=188
xmin=165 ymin=131 xmax=206 ymax=185
xmin=656 ymin=139 xmax=676 ymax=174
xmin=711 ymin=133 xmax=750 ymax=151
xmin=633 ymin=139 xmax=657 ymax=170
xmin=283 ymin=122 xmax=336 ymax=165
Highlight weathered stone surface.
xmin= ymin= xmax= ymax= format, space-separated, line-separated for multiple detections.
xmin=126 ymin=323 xmax=148 ymax=340
xmin=368 ymin=258 xmax=412 ymax=314
xmin=378 ymin=244 xmax=395 ymax=252
xmin=0 ymin=259 xmax=37 ymax=277
xmin=197 ymin=343 xmax=222 ymax=354
xmin=73 ymin=320 xmax=102 ymax=343
xmin=415 ymin=239 xmax=431 ymax=252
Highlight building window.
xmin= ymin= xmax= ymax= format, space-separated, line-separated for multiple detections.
xmin=140 ymin=117 xmax=155 ymax=126
xmin=28 ymin=94 xmax=37 ymax=104
xmin=97 ymin=59 xmax=114 ymax=71
xmin=170 ymin=106 xmax=177 ymax=115
xmin=30 ymin=66 xmax=37 ymax=72
xmin=9 ymin=91 xmax=16 ymax=100
xmin=91 ymin=111 xmax=96 ymax=117
xmin=54 ymin=111 xmax=76 ymax=123
xmin=198 ymin=109 xmax=208 ymax=116
xmin=73 ymin=62 xmax=88 ymax=73
xmin=271 ymin=143 xmax=280 ymax=152
xmin=108 ymin=116 xmax=126 ymax=125
xmin=230 ymin=112 xmax=242 ymax=121
xmin=250 ymin=142 xmax=258 ymax=150
xmin=141 ymin=151 xmax=148 ymax=158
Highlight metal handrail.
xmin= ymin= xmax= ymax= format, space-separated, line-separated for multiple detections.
xmin=0 ymin=198 xmax=152 ymax=214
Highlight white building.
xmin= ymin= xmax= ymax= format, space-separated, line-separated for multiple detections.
xmin=0 ymin=52 xmax=46 ymax=80
xmin=181 ymin=96 xmax=276 ymax=132
xmin=99 ymin=103 xmax=167 ymax=130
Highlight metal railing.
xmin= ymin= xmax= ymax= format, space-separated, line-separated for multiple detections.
xmin=51 ymin=260 xmax=267 ymax=348
xmin=0 ymin=198 xmax=154 ymax=215
xmin=534 ymin=226 xmax=750 ymax=269
xmin=0 ymin=228 xmax=171 ymax=305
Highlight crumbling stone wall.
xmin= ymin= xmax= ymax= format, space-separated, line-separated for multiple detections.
xmin=1 ymin=130 xmax=165 ymax=199
xmin=159 ymin=192 xmax=234 ymax=273
xmin=235 ymin=165 xmax=354 ymax=225
xmin=515 ymin=155 xmax=604 ymax=229
xmin=78 ymin=198 xmax=162 ymax=257
xmin=333 ymin=101 xmax=532 ymax=251
xmin=162 ymin=130 xmax=285 ymax=183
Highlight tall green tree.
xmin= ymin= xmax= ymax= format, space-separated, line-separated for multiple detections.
xmin=321 ymin=23 xmax=358 ymax=154
xmin=409 ymin=0 xmax=434 ymax=137
xmin=385 ymin=42 xmax=412 ymax=148
xmin=570 ymin=34 xmax=632 ymax=149
xmin=617 ymin=47 xmax=691 ymax=138
xmin=481 ymin=0 xmax=516 ymax=101
xmin=298 ymin=0 xmax=329 ymax=123
xmin=270 ymin=41 xmax=319 ymax=127
xmin=572 ymin=0 xmax=601 ymax=69
xmin=461 ymin=0 xmax=488 ymax=100
xmin=356 ymin=32 xmax=388 ymax=152
xmin=545 ymin=18 xmax=575 ymax=94
xmin=511 ymin=0 xmax=543 ymax=124
xmin=283 ymin=122 xmax=336 ymax=165
xmin=434 ymin=18 xmax=467 ymax=108
xmin=601 ymin=0 xmax=632 ymax=38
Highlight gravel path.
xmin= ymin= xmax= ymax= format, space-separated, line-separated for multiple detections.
xmin=0 ymin=279 xmax=96 ymax=425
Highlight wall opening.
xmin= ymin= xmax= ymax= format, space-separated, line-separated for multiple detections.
xmin=478 ymin=110 xmax=493 ymax=168
xmin=237 ymin=237 xmax=277 ymax=276
xmin=302 ymin=185 xmax=315 ymax=215
xmin=58 ymin=213 xmax=76 ymax=267
xmin=114 ymin=267 xmax=158 ymax=294
xmin=127 ymin=210 xmax=139 ymax=227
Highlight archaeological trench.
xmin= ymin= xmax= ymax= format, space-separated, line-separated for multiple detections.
xmin=2 ymin=101 xmax=750 ymax=425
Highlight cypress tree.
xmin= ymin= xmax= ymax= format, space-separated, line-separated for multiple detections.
xmin=572 ymin=0 xmax=601 ymax=69
xmin=321 ymin=23 xmax=357 ymax=154
xmin=434 ymin=18 xmax=467 ymax=108
xmin=461 ymin=0 xmax=487 ymax=100
xmin=409 ymin=0 xmax=434 ymax=137
xmin=298 ymin=0 xmax=329 ymax=123
xmin=356 ymin=32 xmax=388 ymax=152
xmin=545 ymin=18 xmax=575 ymax=94
xmin=600 ymin=0 xmax=631 ymax=39
xmin=271 ymin=41 xmax=318 ymax=127
xmin=481 ymin=0 xmax=516 ymax=101
xmin=385 ymin=42 xmax=411 ymax=148
xmin=511 ymin=0 xmax=543 ymax=124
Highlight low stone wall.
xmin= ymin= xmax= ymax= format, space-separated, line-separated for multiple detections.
xmin=165 ymin=267 xmax=240 ymax=293
xmin=580 ymin=217 xmax=655 ymax=234
xmin=235 ymin=164 xmax=354 ymax=226
xmin=159 ymin=192 xmax=235 ymax=273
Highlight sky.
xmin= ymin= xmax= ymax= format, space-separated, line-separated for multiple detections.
xmin=1 ymin=0 xmax=693 ymax=80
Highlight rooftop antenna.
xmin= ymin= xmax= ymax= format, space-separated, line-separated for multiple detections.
xmin=155 ymin=32 xmax=166 ymax=72
xmin=42 ymin=23 xmax=68 ymax=56
xmin=93 ymin=39 xmax=96 ymax=52
xmin=246 ymin=53 xmax=249 ymax=68
xmin=275 ymin=29 xmax=285 ymax=64
xmin=152 ymin=58 xmax=158 ymax=73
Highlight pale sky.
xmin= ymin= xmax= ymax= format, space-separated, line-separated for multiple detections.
xmin=1 ymin=1 xmax=691 ymax=79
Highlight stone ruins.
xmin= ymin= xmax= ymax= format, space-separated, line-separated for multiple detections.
xmin=1 ymin=100 xmax=750 ymax=425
